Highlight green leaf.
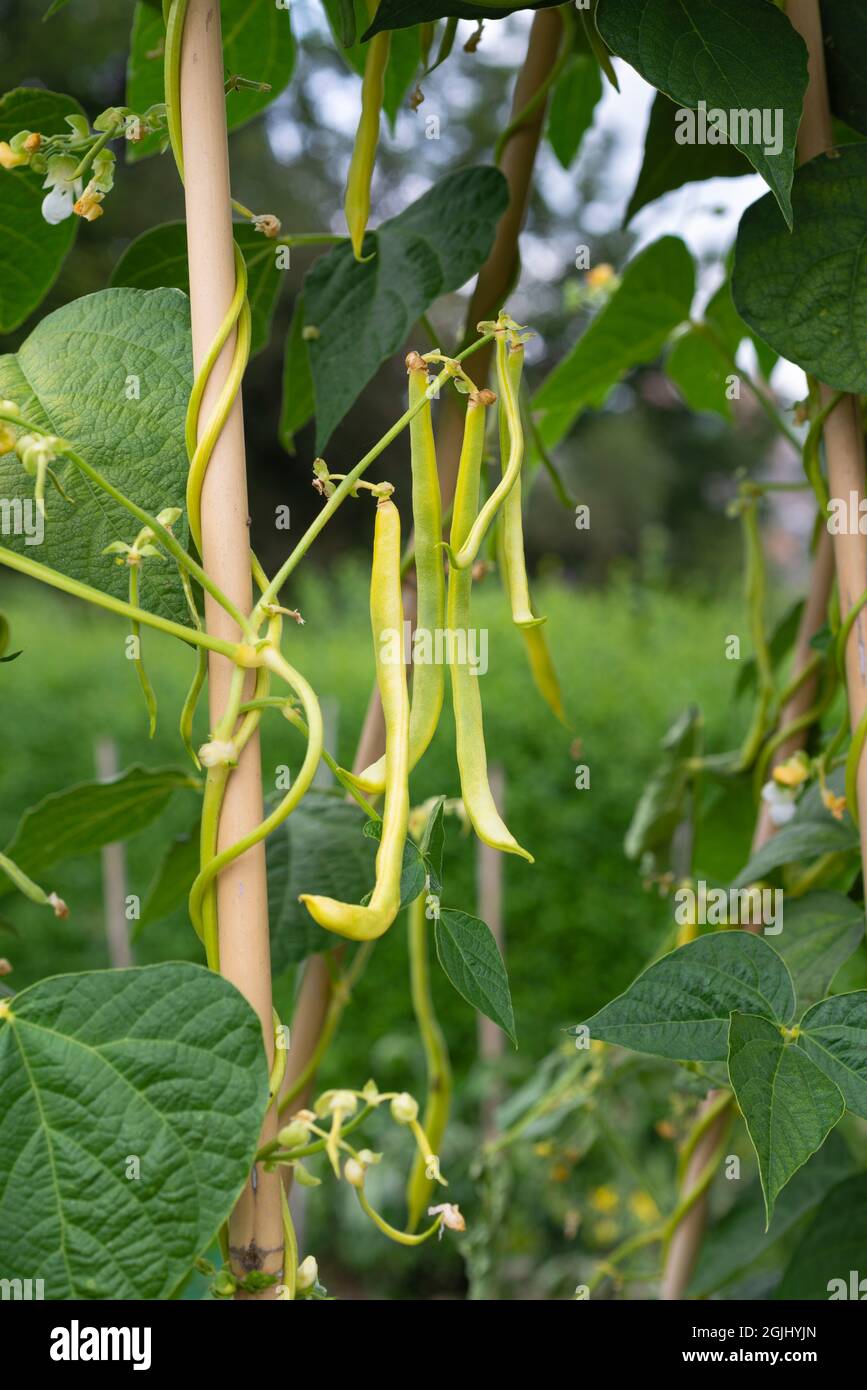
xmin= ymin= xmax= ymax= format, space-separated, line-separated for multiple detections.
xmin=688 ymin=1131 xmax=854 ymax=1297
xmin=419 ymin=794 xmax=446 ymax=894
xmin=733 ymin=144 xmax=867 ymax=395
xmin=666 ymin=327 xmax=733 ymax=420
xmin=532 ymin=237 xmax=694 ymax=450
xmin=547 ymin=53 xmax=603 ymax=170
xmin=140 ymin=823 xmax=200 ymax=929
xmin=580 ymin=931 xmax=796 ymax=1062
xmin=384 ymin=26 xmax=423 ymax=127
xmin=125 ymin=0 xmax=296 ymax=161
xmin=0 ymin=765 xmax=198 ymax=900
xmin=363 ymin=817 xmax=426 ymax=908
xmin=304 ymin=166 xmax=508 ymax=450
xmin=799 ymin=991 xmax=867 ymax=1120
xmin=0 ymin=962 xmax=268 ymax=1299
xmin=625 ymin=92 xmax=751 ymax=223
xmin=279 ymin=294 xmax=316 ymax=453
xmin=776 ymin=1174 xmax=867 ymax=1298
xmin=821 ymin=0 xmax=867 ymax=138
xmin=596 ymin=0 xmax=808 ymax=226
xmin=623 ymin=705 xmax=700 ymax=864
xmin=0 ymin=88 xmax=85 ymax=332
xmin=704 ymin=277 xmax=778 ymax=380
xmin=728 ymin=1011 xmax=844 ymax=1226
xmin=364 ymin=0 xmax=559 ymax=37
xmin=732 ymin=817 xmax=859 ymax=889
xmin=435 ymin=908 xmax=516 ymax=1045
xmin=0 ymin=287 xmax=194 ymax=626
xmin=769 ymin=893 xmax=865 ymax=1012
xmin=111 ymin=222 xmax=284 ymax=358
xmin=267 ymin=791 xmax=377 ymax=970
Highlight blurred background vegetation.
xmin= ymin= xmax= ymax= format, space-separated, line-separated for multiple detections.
xmin=0 ymin=0 xmax=818 ymax=1297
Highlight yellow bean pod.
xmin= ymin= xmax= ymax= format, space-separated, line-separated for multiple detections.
xmin=300 ymin=496 xmax=411 ymax=937
xmin=521 ymin=623 xmax=568 ymax=726
xmin=344 ymin=10 xmax=390 ymax=261
xmin=446 ymin=330 xmax=524 ymax=572
xmin=353 ymin=357 xmax=445 ymax=794
xmin=498 ymin=342 xmax=545 ymax=630
xmin=448 ymin=394 xmax=533 ymax=861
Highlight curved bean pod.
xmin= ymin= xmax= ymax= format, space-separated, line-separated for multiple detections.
xmin=448 ymin=394 xmax=533 ymax=861
xmin=445 ymin=330 xmax=524 ymax=572
xmin=353 ymin=357 xmax=445 ymax=793
xmin=498 ymin=342 xmax=545 ymax=629
xmin=300 ymin=497 xmax=411 ymax=937
xmin=344 ymin=9 xmax=390 ymax=261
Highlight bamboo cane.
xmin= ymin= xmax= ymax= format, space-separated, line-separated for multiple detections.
xmin=179 ymin=0 xmax=282 ymax=1296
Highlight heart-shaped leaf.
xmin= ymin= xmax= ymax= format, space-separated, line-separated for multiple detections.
xmin=731 ymin=816 xmax=859 ymax=889
xmin=0 ymin=962 xmax=268 ymax=1298
xmin=798 ymin=991 xmax=867 ymax=1120
xmin=769 ymin=893 xmax=864 ymax=1012
xmin=0 ymin=766 xmax=199 ymax=902
xmin=728 ymin=1011 xmax=844 ymax=1226
xmin=579 ymin=931 xmax=796 ymax=1062
xmin=0 ymin=88 xmax=85 ymax=332
xmin=532 ymin=237 xmax=695 ymax=451
xmin=596 ymin=0 xmax=808 ymax=226
xmin=111 ymin=222 xmax=284 ymax=358
xmin=301 ymin=166 xmax=508 ymax=450
xmin=0 ymin=287 xmax=193 ymax=625
xmin=435 ymin=908 xmax=516 ymax=1045
xmin=733 ymin=144 xmax=867 ymax=395
xmin=625 ymin=92 xmax=751 ymax=223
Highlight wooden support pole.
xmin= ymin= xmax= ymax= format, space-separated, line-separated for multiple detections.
xmin=94 ymin=737 xmax=134 ymax=969
xmin=179 ymin=0 xmax=282 ymax=1294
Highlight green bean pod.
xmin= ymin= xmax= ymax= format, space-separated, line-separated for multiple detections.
xmin=301 ymin=497 xmax=411 ymax=937
xmin=353 ymin=357 xmax=445 ymax=794
xmin=498 ymin=341 xmax=545 ymax=629
xmin=344 ymin=12 xmax=390 ymax=262
xmin=448 ymin=394 xmax=533 ymax=861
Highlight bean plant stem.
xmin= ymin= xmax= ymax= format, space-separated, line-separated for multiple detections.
xmin=0 ymin=544 xmax=238 ymax=657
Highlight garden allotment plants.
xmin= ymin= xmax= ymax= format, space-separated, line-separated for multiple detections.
xmin=1 ymin=0 xmax=867 ymax=1305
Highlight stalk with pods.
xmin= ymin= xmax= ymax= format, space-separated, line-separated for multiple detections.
xmin=1 ymin=0 xmax=867 ymax=1319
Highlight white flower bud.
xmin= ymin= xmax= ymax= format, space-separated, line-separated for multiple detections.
xmin=277 ymin=1120 xmax=310 ymax=1150
xmin=327 ymin=1089 xmax=358 ymax=1116
xmin=296 ymin=1255 xmax=318 ymax=1291
xmin=390 ymin=1092 xmax=418 ymax=1124
xmin=344 ymin=1158 xmax=365 ymax=1188
xmin=197 ymin=739 xmax=237 ymax=768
